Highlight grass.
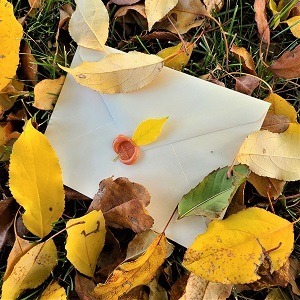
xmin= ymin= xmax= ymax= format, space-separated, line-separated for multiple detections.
xmin=0 ymin=0 xmax=299 ymax=299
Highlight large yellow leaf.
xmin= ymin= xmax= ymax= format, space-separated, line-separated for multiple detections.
xmin=60 ymin=52 xmax=164 ymax=94
xmin=1 ymin=240 xmax=57 ymax=299
xmin=94 ymin=233 xmax=167 ymax=299
xmin=236 ymin=130 xmax=300 ymax=181
xmin=132 ymin=117 xmax=169 ymax=146
xmin=40 ymin=281 xmax=67 ymax=300
xmin=183 ymin=208 xmax=294 ymax=284
xmin=65 ymin=210 xmax=106 ymax=277
xmin=69 ymin=0 xmax=109 ymax=51
xmin=145 ymin=0 xmax=178 ymax=31
xmin=9 ymin=121 xmax=65 ymax=238
xmin=0 ymin=0 xmax=23 ymax=91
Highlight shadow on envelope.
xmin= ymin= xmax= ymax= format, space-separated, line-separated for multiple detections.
xmin=46 ymin=46 xmax=270 ymax=247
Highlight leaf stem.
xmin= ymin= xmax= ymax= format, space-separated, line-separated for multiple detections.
xmin=162 ymin=205 xmax=178 ymax=233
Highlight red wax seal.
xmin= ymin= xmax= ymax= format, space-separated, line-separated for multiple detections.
xmin=113 ymin=135 xmax=139 ymax=165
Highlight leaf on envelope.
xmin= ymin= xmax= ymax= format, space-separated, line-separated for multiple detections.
xmin=236 ymin=130 xmax=300 ymax=181
xmin=65 ymin=210 xmax=106 ymax=277
xmin=69 ymin=0 xmax=109 ymax=51
xmin=59 ymin=52 xmax=164 ymax=94
xmin=178 ymin=164 xmax=250 ymax=219
xmin=9 ymin=121 xmax=65 ymax=238
xmin=1 ymin=240 xmax=57 ymax=299
xmin=145 ymin=0 xmax=178 ymax=31
xmin=132 ymin=117 xmax=169 ymax=146
xmin=230 ymin=45 xmax=257 ymax=75
xmin=40 ymin=281 xmax=67 ymax=300
xmin=88 ymin=177 xmax=154 ymax=233
xmin=182 ymin=207 xmax=294 ymax=284
xmin=94 ymin=233 xmax=167 ymax=300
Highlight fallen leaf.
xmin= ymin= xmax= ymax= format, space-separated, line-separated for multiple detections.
xmin=9 ymin=120 xmax=65 ymax=238
xmin=132 ymin=117 xmax=169 ymax=146
xmin=111 ymin=0 xmax=141 ymax=4
xmin=269 ymin=44 xmax=300 ymax=79
xmin=157 ymin=42 xmax=194 ymax=71
xmin=0 ymin=79 xmax=24 ymax=111
xmin=145 ymin=0 xmax=178 ymax=31
xmin=203 ymin=0 xmax=224 ymax=13
xmin=40 ymin=281 xmax=67 ymax=300
xmin=88 ymin=177 xmax=153 ymax=233
xmin=1 ymin=240 xmax=57 ymax=299
xmin=170 ymin=275 xmax=189 ymax=300
xmin=236 ymin=130 xmax=300 ymax=181
xmin=289 ymin=257 xmax=300 ymax=295
xmin=225 ymin=182 xmax=246 ymax=217
xmin=65 ymin=210 xmax=106 ymax=277
xmin=69 ymin=0 xmax=109 ymax=51
xmin=20 ymin=42 xmax=38 ymax=85
xmin=148 ymin=276 xmax=168 ymax=300
xmin=265 ymin=287 xmax=291 ymax=300
xmin=94 ymin=233 xmax=167 ymax=300
xmin=235 ymin=75 xmax=260 ymax=95
xmin=230 ymin=45 xmax=257 ymax=75
xmin=0 ymin=0 xmax=23 ymax=91
xmin=75 ymin=273 xmax=98 ymax=300
xmin=179 ymin=272 xmax=232 ymax=300
xmin=28 ymin=0 xmax=43 ymax=8
xmin=60 ymin=51 xmax=164 ymax=94
xmin=261 ymin=113 xmax=290 ymax=133
xmin=56 ymin=6 xmax=74 ymax=45
xmin=114 ymin=4 xmax=147 ymax=21
xmin=248 ymin=172 xmax=286 ymax=199
xmin=119 ymin=286 xmax=149 ymax=300
xmin=254 ymin=0 xmax=270 ymax=44
xmin=265 ymin=93 xmax=297 ymax=123
xmin=178 ymin=165 xmax=250 ymax=219
xmin=33 ymin=76 xmax=65 ymax=110
xmin=183 ymin=207 xmax=294 ymax=284
xmin=285 ymin=122 xmax=300 ymax=134
xmin=64 ymin=185 xmax=91 ymax=201
xmin=285 ymin=16 xmax=300 ymax=37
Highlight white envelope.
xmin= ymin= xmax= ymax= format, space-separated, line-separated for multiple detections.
xmin=46 ymin=46 xmax=270 ymax=247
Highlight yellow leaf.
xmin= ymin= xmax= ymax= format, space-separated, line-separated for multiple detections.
xmin=132 ymin=117 xmax=169 ymax=146
xmin=0 ymin=0 xmax=23 ymax=91
xmin=65 ymin=210 xmax=106 ymax=277
xmin=69 ymin=0 xmax=109 ymax=51
xmin=236 ymin=130 xmax=300 ymax=181
xmin=1 ymin=240 xmax=57 ymax=300
xmin=94 ymin=233 xmax=167 ymax=300
xmin=265 ymin=93 xmax=297 ymax=123
xmin=183 ymin=207 xmax=294 ymax=284
xmin=60 ymin=52 xmax=164 ymax=94
xmin=145 ymin=0 xmax=178 ymax=31
xmin=33 ymin=76 xmax=65 ymax=110
xmin=286 ymin=122 xmax=300 ymax=134
xmin=285 ymin=16 xmax=300 ymax=38
xmin=9 ymin=121 xmax=65 ymax=238
xmin=157 ymin=42 xmax=194 ymax=71
xmin=40 ymin=281 xmax=67 ymax=300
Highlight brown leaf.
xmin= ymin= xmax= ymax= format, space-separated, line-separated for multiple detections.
xmin=225 ymin=182 xmax=246 ymax=217
xmin=170 ymin=274 xmax=189 ymax=300
xmin=110 ymin=0 xmax=141 ymax=5
xmin=114 ymin=4 xmax=147 ymax=22
xmin=0 ymin=79 xmax=25 ymax=111
xmin=75 ymin=273 xmax=98 ymax=300
xmin=289 ymin=258 xmax=300 ymax=296
xmin=28 ymin=0 xmax=43 ymax=8
xmin=119 ymin=286 xmax=149 ymax=300
xmin=202 ymin=0 xmax=224 ymax=13
xmin=269 ymin=44 xmax=300 ymax=79
xmin=235 ymin=75 xmax=260 ymax=95
xmin=20 ymin=42 xmax=38 ymax=85
xmin=261 ymin=113 xmax=290 ymax=133
xmin=254 ymin=0 xmax=270 ymax=44
xmin=230 ymin=45 xmax=257 ymax=75
xmin=64 ymin=185 xmax=91 ymax=201
xmin=55 ymin=5 xmax=74 ymax=44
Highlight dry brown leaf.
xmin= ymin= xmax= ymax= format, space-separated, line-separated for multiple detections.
xmin=254 ymin=0 xmax=270 ymax=44
xmin=55 ymin=5 xmax=74 ymax=44
xmin=230 ymin=45 xmax=257 ymax=75
xmin=235 ymin=75 xmax=260 ymax=95
xmin=64 ymin=185 xmax=91 ymax=201
xmin=114 ymin=4 xmax=146 ymax=20
xmin=0 ymin=79 xmax=25 ymax=111
xmin=20 ymin=42 xmax=38 ymax=85
xmin=225 ymin=182 xmax=246 ymax=217
xmin=170 ymin=275 xmax=190 ymax=300
xmin=261 ymin=113 xmax=290 ymax=133
xmin=75 ymin=273 xmax=98 ymax=300
xmin=289 ymin=258 xmax=300 ymax=296
xmin=28 ymin=0 xmax=43 ymax=8
xmin=148 ymin=276 xmax=168 ymax=300
xmin=269 ymin=44 xmax=300 ymax=79
xmin=203 ymin=0 xmax=224 ymax=13
xmin=119 ymin=286 xmax=149 ymax=300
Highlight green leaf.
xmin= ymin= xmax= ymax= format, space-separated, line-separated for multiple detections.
xmin=178 ymin=164 xmax=250 ymax=219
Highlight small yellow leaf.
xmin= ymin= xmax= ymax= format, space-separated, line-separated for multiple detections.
xmin=33 ymin=76 xmax=65 ymax=110
xmin=285 ymin=16 xmax=300 ymax=38
xmin=9 ymin=121 xmax=65 ymax=238
xmin=183 ymin=208 xmax=294 ymax=284
xmin=94 ymin=233 xmax=167 ymax=300
xmin=265 ymin=93 xmax=297 ymax=123
xmin=60 ymin=52 xmax=164 ymax=94
xmin=69 ymin=0 xmax=109 ymax=51
xmin=286 ymin=122 xmax=300 ymax=134
xmin=132 ymin=117 xmax=169 ymax=146
xmin=236 ymin=130 xmax=300 ymax=181
xmin=40 ymin=281 xmax=67 ymax=300
xmin=157 ymin=42 xmax=194 ymax=71
xmin=65 ymin=210 xmax=106 ymax=277
xmin=0 ymin=0 xmax=23 ymax=91
xmin=1 ymin=240 xmax=57 ymax=300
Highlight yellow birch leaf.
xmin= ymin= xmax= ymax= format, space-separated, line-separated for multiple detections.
xmin=0 ymin=0 xmax=23 ymax=91
xmin=145 ymin=0 xmax=178 ymax=31
xmin=9 ymin=121 xmax=65 ymax=238
xmin=285 ymin=16 xmax=300 ymax=38
xmin=286 ymin=122 xmax=300 ymax=134
xmin=132 ymin=117 xmax=169 ymax=146
xmin=94 ymin=233 xmax=167 ymax=300
xmin=265 ymin=93 xmax=297 ymax=123
xmin=157 ymin=42 xmax=194 ymax=71
xmin=33 ymin=76 xmax=65 ymax=110
xmin=69 ymin=0 xmax=109 ymax=51
xmin=236 ymin=130 xmax=300 ymax=181
xmin=183 ymin=207 xmax=294 ymax=284
xmin=59 ymin=52 xmax=163 ymax=94
xmin=40 ymin=281 xmax=67 ymax=300
xmin=65 ymin=210 xmax=106 ymax=277
xmin=1 ymin=240 xmax=57 ymax=300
